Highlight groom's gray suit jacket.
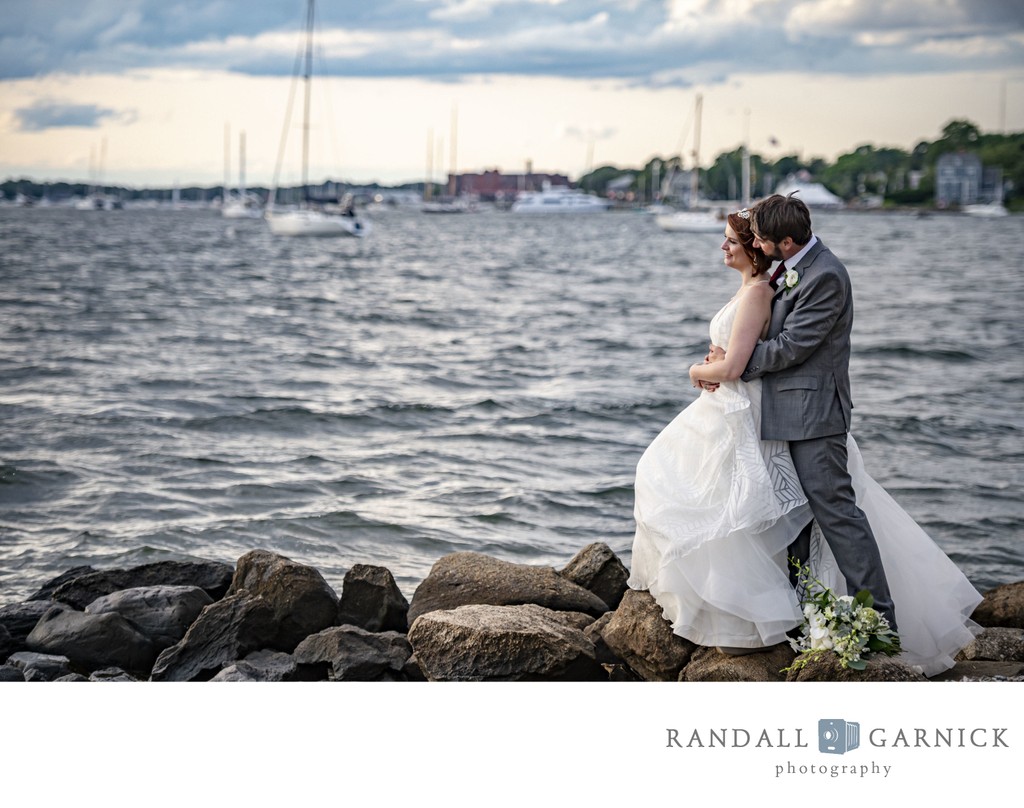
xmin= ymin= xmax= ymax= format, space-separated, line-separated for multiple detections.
xmin=741 ymin=239 xmax=854 ymax=441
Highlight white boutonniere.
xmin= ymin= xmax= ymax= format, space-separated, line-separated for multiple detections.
xmin=783 ymin=268 xmax=800 ymax=291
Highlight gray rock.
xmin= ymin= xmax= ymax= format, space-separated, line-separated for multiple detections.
xmin=85 ymin=585 xmax=213 ymax=650
xmin=54 ymin=673 xmax=90 ymax=682
xmin=583 ymin=612 xmax=624 ymax=666
xmin=972 ymin=582 xmax=1024 ymax=629
xmin=7 ymin=651 xmax=72 ymax=681
xmin=0 ymin=623 xmax=12 ymax=661
xmin=27 ymin=604 xmax=158 ymax=673
xmin=681 ymin=644 xmax=796 ymax=682
xmin=293 ymin=625 xmax=413 ymax=681
xmin=43 ymin=560 xmax=234 ymax=610
xmin=210 ymin=650 xmax=297 ymax=682
xmin=408 ymin=603 xmax=606 ymax=682
xmin=929 ymin=660 xmax=1024 ymax=682
xmin=150 ymin=593 xmax=278 ymax=682
xmin=601 ymin=589 xmax=697 ymax=681
xmin=407 ymin=552 xmax=609 ymax=626
xmin=151 ymin=549 xmax=341 ymax=682
xmin=227 ymin=550 xmax=340 ymax=650
xmin=0 ymin=664 xmax=26 ymax=682
xmin=337 ymin=564 xmax=409 ymax=633
xmin=784 ymin=651 xmax=926 ymax=682
xmin=560 ymin=542 xmax=630 ymax=610
xmin=958 ymin=627 xmax=1024 ymax=662
xmin=26 ymin=566 xmax=95 ymax=601
xmin=0 ymin=600 xmax=54 ymax=648
xmin=89 ymin=667 xmax=139 ymax=682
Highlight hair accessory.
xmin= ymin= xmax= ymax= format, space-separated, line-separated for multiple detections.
xmin=736 ymin=208 xmax=750 ymax=219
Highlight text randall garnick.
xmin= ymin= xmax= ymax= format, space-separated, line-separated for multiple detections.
xmin=666 ymin=728 xmax=1009 ymax=748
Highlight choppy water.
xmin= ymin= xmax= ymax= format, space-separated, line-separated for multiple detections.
xmin=1 ymin=206 xmax=1021 ymax=605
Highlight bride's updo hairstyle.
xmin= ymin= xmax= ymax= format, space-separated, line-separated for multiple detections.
xmin=728 ymin=209 xmax=769 ymax=277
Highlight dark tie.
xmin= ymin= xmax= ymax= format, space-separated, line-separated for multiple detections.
xmin=769 ymin=262 xmax=787 ymax=290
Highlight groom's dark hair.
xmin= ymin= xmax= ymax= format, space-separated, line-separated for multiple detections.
xmin=751 ymin=193 xmax=812 ymax=245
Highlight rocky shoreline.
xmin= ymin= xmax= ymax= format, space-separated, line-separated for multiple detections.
xmin=2 ymin=544 xmax=1022 ymax=682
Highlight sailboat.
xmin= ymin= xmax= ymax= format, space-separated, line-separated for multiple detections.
xmin=222 ymin=129 xmax=263 ymax=219
xmin=656 ymin=94 xmax=724 ymax=234
xmin=265 ymin=0 xmax=368 ymax=238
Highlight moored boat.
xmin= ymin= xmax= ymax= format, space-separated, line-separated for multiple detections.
xmin=510 ymin=183 xmax=610 ymax=213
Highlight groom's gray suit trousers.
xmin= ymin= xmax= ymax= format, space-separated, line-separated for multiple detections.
xmin=787 ymin=432 xmax=898 ymax=630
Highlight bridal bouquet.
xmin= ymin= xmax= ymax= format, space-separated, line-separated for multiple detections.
xmin=785 ymin=560 xmax=901 ymax=672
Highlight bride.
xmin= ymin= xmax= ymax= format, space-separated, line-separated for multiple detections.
xmin=627 ymin=209 xmax=982 ymax=676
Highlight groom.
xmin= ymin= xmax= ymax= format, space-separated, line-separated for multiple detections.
xmin=734 ymin=194 xmax=897 ymax=630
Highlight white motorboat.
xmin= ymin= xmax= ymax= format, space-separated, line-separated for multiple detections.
xmin=265 ymin=0 xmax=368 ymax=238
xmin=962 ymin=202 xmax=1009 ymax=218
xmin=655 ymin=209 xmax=725 ymax=233
xmin=510 ymin=184 xmax=611 ymax=213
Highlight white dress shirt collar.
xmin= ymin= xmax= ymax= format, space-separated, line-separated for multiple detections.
xmin=784 ymin=234 xmax=818 ymax=268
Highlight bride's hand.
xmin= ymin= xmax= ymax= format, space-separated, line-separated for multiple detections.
xmin=705 ymin=344 xmax=726 ymax=363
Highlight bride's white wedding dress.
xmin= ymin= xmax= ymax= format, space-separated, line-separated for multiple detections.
xmin=628 ymin=292 xmax=983 ymax=676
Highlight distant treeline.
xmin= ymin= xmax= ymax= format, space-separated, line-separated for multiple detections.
xmin=579 ymin=119 xmax=1023 ymax=210
xmin=0 ymin=179 xmax=429 ymax=205
xmin=4 ymin=119 xmax=1021 ymax=210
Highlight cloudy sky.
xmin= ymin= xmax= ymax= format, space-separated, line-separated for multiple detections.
xmin=1 ymin=0 xmax=1022 ymax=187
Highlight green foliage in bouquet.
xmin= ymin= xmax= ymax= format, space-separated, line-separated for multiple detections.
xmin=784 ymin=559 xmax=901 ymax=672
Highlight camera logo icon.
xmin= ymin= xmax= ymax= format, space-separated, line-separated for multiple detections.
xmin=818 ymin=719 xmax=860 ymax=755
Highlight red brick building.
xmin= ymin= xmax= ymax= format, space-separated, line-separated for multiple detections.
xmin=448 ymin=169 xmax=570 ymax=201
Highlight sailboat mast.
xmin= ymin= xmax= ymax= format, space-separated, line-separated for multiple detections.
xmin=690 ymin=93 xmax=702 ymax=207
xmin=301 ymin=0 xmax=314 ymax=199
xmin=449 ymin=104 xmax=458 ymax=198
xmin=239 ymin=131 xmax=247 ymax=200
xmin=224 ymin=123 xmax=231 ymax=203
xmin=742 ymin=107 xmax=751 ymax=206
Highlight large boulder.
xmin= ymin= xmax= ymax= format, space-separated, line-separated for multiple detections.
xmin=0 ymin=600 xmax=54 ymax=650
xmin=25 ymin=566 xmax=95 ymax=601
xmin=27 ymin=604 xmax=158 ymax=673
xmin=293 ymin=625 xmax=414 ymax=681
xmin=151 ymin=551 xmax=340 ymax=682
xmin=0 ymin=665 xmax=26 ymax=682
xmin=408 ymin=603 xmax=606 ymax=682
xmin=407 ymin=552 xmax=609 ymax=625
xmin=37 ymin=560 xmax=234 ymax=610
xmin=559 ymin=543 xmax=630 ymax=610
xmin=972 ymin=582 xmax=1024 ymax=629
xmin=957 ymin=627 xmax=1024 ymax=662
xmin=681 ymin=644 xmax=796 ymax=682
xmin=227 ymin=550 xmax=340 ymax=649
xmin=601 ymin=589 xmax=697 ymax=681
xmin=84 ymin=585 xmax=213 ymax=650
xmin=337 ymin=564 xmax=409 ymax=633
xmin=784 ymin=651 xmax=926 ymax=682
xmin=150 ymin=593 xmax=278 ymax=682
